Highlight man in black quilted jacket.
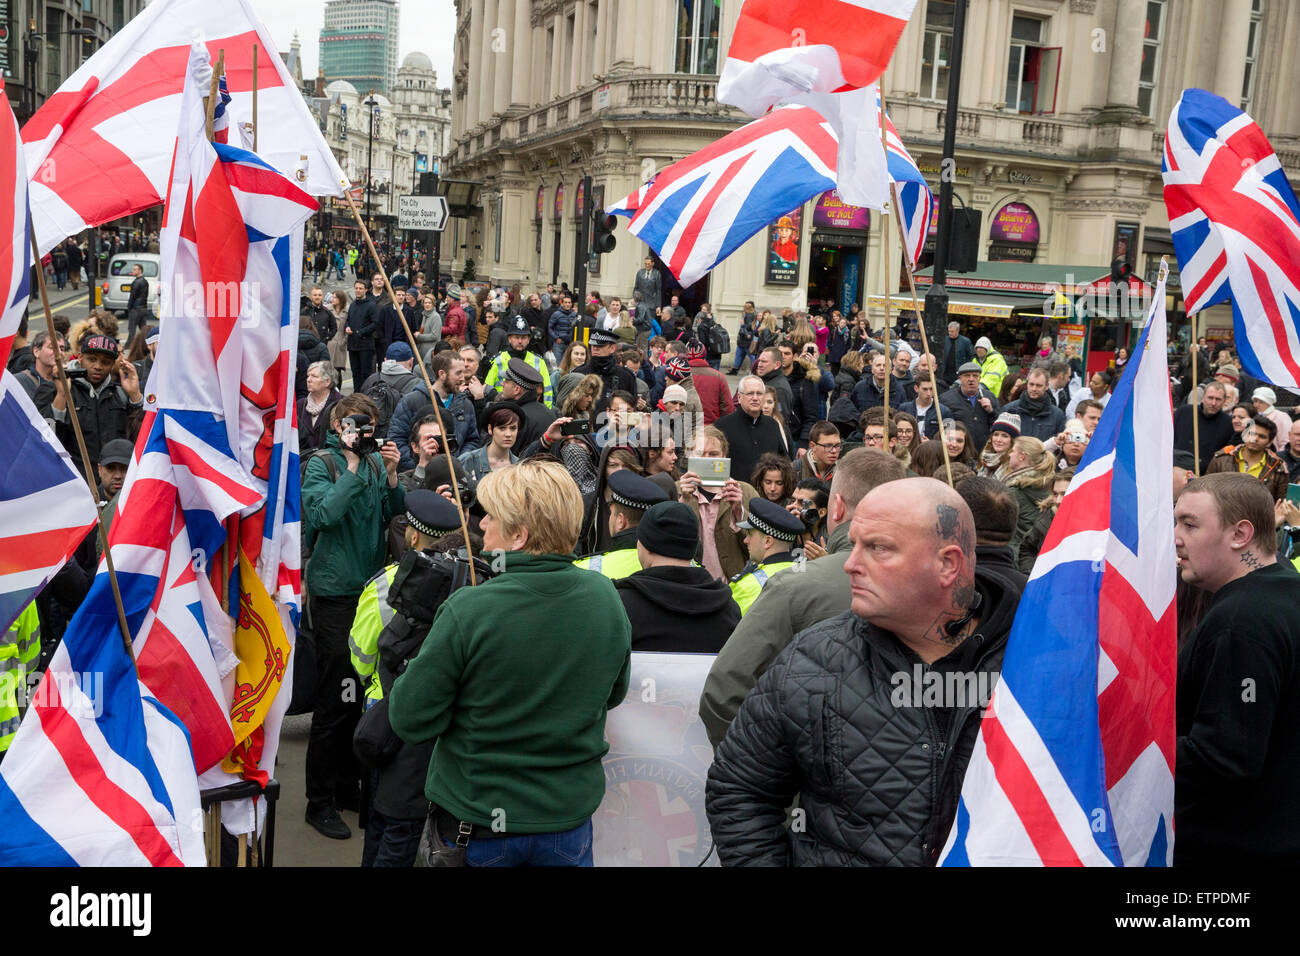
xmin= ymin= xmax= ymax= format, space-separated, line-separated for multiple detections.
xmin=705 ymin=477 xmax=1022 ymax=866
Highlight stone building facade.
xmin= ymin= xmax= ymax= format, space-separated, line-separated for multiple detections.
xmin=444 ymin=0 xmax=1300 ymax=347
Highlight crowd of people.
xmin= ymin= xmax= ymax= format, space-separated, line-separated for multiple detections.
xmin=4 ymin=257 xmax=1298 ymax=869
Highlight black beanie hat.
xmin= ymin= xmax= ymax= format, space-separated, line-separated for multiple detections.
xmin=636 ymin=501 xmax=699 ymax=560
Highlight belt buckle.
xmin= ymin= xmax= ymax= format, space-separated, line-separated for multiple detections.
xmin=455 ymin=819 xmax=473 ymax=847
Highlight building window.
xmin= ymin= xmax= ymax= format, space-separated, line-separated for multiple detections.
xmin=1241 ymin=0 xmax=1263 ymax=112
xmin=1137 ymin=1 xmax=1164 ymax=116
xmin=920 ymin=1 xmax=954 ymax=102
xmin=674 ymin=0 xmax=720 ymax=75
xmin=1004 ymin=14 xmax=1059 ymax=114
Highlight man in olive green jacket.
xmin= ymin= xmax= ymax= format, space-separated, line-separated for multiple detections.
xmin=699 ymin=449 xmax=906 ymax=748
xmin=300 ymin=395 xmax=406 ymax=840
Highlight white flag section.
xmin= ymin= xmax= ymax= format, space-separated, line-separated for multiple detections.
xmin=593 ymin=653 xmax=719 ymax=867
xmin=797 ymin=85 xmax=891 ymax=210
xmin=21 ymin=0 xmax=343 ymax=254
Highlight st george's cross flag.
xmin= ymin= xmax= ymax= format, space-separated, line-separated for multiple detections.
xmin=941 ymin=270 xmax=1177 ymax=867
xmin=1163 ymin=89 xmax=1300 ymax=389
xmin=607 ymin=106 xmax=837 ymax=288
xmin=718 ymin=0 xmax=918 ymax=116
xmin=0 ymin=79 xmax=97 ymax=636
xmin=717 ymin=0 xmax=918 ymax=208
xmin=21 ymin=0 xmax=342 ymax=255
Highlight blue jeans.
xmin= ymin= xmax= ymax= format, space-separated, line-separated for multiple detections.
xmin=362 ymin=808 xmax=424 ymax=867
xmin=730 ymin=344 xmax=752 ymax=371
xmin=445 ymin=818 xmax=594 ymax=867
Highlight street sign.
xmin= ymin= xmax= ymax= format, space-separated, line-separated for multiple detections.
xmin=397 ymin=194 xmax=449 ymax=231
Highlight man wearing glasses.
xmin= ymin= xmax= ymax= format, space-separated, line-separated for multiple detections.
xmin=796 ymin=420 xmax=840 ymax=483
xmin=715 ymin=375 xmax=790 ymax=487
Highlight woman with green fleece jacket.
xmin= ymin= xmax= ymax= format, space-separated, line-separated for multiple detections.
xmin=389 ymin=458 xmax=631 ymax=866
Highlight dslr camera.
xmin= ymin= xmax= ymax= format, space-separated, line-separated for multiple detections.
xmin=342 ymin=413 xmax=379 ymax=458
xmin=797 ymin=504 xmax=821 ymax=530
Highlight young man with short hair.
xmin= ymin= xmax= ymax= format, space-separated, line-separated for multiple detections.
xmin=1173 ymin=473 xmax=1300 ymax=865
xmin=1206 ymin=415 xmax=1289 ymax=501
xmin=796 ymin=421 xmax=840 ymax=483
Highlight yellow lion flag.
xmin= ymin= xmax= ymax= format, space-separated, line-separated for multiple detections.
xmin=221 ymin=550 xmax=291 ymax=778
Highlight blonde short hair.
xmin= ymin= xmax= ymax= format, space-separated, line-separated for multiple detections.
xmin=475 ymin=459 xmax=583 ymax=555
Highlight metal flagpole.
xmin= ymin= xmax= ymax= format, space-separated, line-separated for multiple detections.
xmin=251 ymin=44 xmax=258 ymax=152
xmin=879 ymin=98 xmax=892 ymax=431
xmin=338 ymin=178 xmax=477 ymax=583
xmin=31 ymin=231 xmax=137 ymax=664
xmin=1190 ymin=310 xmax=1200 ymax=477
xmin=889 ymin=181 xmax=955 ymax=487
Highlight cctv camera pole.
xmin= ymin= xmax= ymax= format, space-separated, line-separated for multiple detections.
xmin=923 ymin=0 xmax=968 ymax=355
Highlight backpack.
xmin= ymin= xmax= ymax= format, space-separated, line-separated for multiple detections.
xmin=363 ymin=376 xmax=403 ymax=436
xmin=708 ymin=322 xmax=730 ymax=356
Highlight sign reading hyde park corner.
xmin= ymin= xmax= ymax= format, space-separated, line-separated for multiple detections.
xmin=397 ymin=195 xmax=449 ymax=231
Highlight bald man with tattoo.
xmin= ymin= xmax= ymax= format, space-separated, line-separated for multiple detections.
xmin=706 ymin=478 xmax=1024 ymax=866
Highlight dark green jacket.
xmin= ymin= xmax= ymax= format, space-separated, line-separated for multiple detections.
xmin=389 ymin=551 xmax=631 ymax=833
xmin=302 ymin=431 xmax=405 ymax=596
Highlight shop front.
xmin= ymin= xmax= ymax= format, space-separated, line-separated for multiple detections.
xmin=910 ymin=261 xmax=1152 ymax=377
xmin=806 ymin=191 xmax=869 ymax=315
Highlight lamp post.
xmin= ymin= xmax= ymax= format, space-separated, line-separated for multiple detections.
xmin=363 ymin=90 xmax=379 ymax=239
xmin=922 ymin=0 xmax=969 ymax=361
xmin=23 ymin=22 xmax=98 ymax=120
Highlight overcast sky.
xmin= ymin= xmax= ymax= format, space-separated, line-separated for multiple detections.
xmin=254 ymin=0 xmax=456 ymax=86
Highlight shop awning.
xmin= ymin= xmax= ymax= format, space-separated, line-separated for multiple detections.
xmin=913 ymin=261 xmax=1148 ymax=296
xmin=868 ymin=294 xmax=1046 ymax=319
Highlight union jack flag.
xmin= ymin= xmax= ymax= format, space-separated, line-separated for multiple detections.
xmin=607 ymin=106 xmax=836 ymax=288
xmin=880 ymin=91 xmax=933 ymax=268
xmin=1163 ymin=88 xmax=1300 ymax=388
xmin=941 ymin=271 xmax=1176 ymax=866
xmin=0 ymin=46 xmax=314 ymax=864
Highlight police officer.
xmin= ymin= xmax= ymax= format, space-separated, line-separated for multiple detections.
xmin=1 ymin=603 xmax=40 ymax=760
xmin=496 ymin=358 xmax=556 ymax=450
xmin=728 ymin=498 xmax=805 ymax=616
xmin=483 ymin=314 xmax=554 ymax=407
xmin=574 ymin=470 xmax=668 ymax=580
xmin=350 ymin=489 xmax=467 ymax=866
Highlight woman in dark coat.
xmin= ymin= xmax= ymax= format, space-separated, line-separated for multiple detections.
xmin=787 ymin=354 xmax=823 ymax=447
xmin=297 ymin=360 xmax=343 ymax=452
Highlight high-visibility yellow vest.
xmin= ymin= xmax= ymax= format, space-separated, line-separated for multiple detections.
xmin=1 ymin=603 xmax=41 ymax=752
xmin=573 ymin=548 xmax=642 ymax=580
xmin=729 ymin=560 xmax=795 ymax=617
xmin=349 ymin=565 xmax=399 ymax=703
xmin=483 ymin=350 xmax=554 ymax=407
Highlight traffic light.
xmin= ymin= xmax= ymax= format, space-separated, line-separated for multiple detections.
xmin=591 ymin=206 xmax=617 ymax=255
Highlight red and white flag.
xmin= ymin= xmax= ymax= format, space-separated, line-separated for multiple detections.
xmin=718 ymin=1 xmax=919 ymax=209
xmin=22 ymin=0 xmax=342 ymax=255
xmin=719 ymin=0 xmax=918 ymax=115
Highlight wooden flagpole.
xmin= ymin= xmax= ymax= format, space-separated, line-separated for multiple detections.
xmin=31 ymin=233 xmax=137 ymax=664
xmin=205 ymin=50 xmax=224 ymax=141
xmin=337 ymin=179 xmax=477 ymax=583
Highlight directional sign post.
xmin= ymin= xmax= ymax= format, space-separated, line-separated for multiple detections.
xmin=397 ymin=195 xmax=449 ymax=232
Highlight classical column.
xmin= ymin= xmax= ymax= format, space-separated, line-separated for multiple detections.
xmin=613 ymin=0 xmax=638 ymax=70
xmin=510 ymin=0 xmax=533 ymax=107
xmin=466 ymin=0 xmax=484 ymax=126
xmin=478 ymin=0 xmax=499 ymax=124
xmin=492 ymin=0 xmax=512 ymax=114
xmin=1213 ymin=0 xmax=1253 ymax=104
xmin=1103 ymin=0 xmax=1146 ymax=111
xmin=550 ymin=11 xmax=564 ymax=99
xmin=570 ymin=0 xmax=588 ymax=93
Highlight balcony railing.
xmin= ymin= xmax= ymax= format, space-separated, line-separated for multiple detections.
xmin=1022 ymin=120 xmax=1064 ymax=147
